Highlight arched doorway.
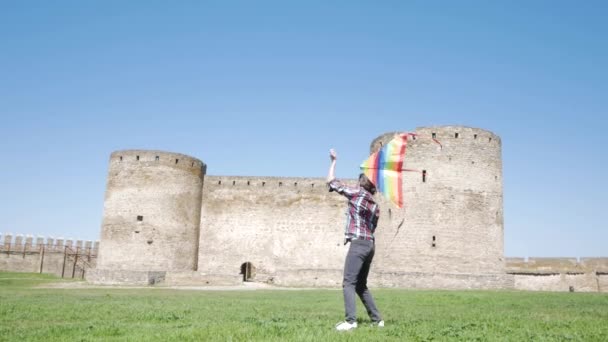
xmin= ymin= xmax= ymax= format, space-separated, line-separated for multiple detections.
xmin=240 ymin=262 xmax=254 ymax=282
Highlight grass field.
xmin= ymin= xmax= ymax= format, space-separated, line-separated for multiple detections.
xmin=1 ymin=272 xmax=607 ymax=341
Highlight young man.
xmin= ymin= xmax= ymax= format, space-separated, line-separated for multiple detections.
xmin=327 ymin=149 xmax=384 ymax=331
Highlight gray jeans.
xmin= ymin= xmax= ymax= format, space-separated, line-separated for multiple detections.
xmin=343 ymin=239 xmax=382 ymax=323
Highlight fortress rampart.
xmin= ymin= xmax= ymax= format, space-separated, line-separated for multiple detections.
xmin=0 ymin=233 xmax=98 ymax=278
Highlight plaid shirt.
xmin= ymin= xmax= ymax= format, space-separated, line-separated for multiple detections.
xmin=328 ymin=179 xmax=380 ymax=243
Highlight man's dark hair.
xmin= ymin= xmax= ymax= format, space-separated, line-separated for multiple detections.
xmin=359 ymin=173 xmax=376 ymax=195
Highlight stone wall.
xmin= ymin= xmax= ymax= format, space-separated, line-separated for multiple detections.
xmin=507 ymin=257 xmax=608 ymax=292
xmin=197 ymin=176 xmax=349 ymax=284
xmin=0 ymin=233 xmax=98 ymax=278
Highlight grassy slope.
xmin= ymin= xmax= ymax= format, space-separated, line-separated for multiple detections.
xmin=0 ymin=272 xmax=607 ymax=341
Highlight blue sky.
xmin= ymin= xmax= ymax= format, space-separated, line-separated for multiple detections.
xmin=0 ymin=1 xmax=606 ymax=257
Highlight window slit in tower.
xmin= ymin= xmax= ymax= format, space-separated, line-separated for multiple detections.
xmin=155 ymin=156 xmax=159 ymax=161
xmin=432 ymin=235 xmax=436 ymax=247
xmin=119 ymin=156 xmax=123 ymax=161
xmin=474 ymin=134 xmax=478 ymax=139
xmin=455 ymin=133 xmax=459 ymax=138
xmin=175 ymin=159 xmax=179 ymax=164
xmin=136 ymin=155 xmax=140 ymax=161
xmin=137 ymin=215 xmax=143 ymax=222
xmin=233 ymin=180 xmax=236 ymax=186
xmin=262 ymin=182 xmax=266 ymax=187
xmin=422 ymin=170 xmax=427 ymax=183
xmin=489 ymin=137 xmax=492 ymax=142
xmin=432 ymin=133 xmax=436 ymax=139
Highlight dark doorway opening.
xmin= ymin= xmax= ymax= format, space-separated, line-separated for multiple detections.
xmin=240 ymin=262 xmax=254 ymax=282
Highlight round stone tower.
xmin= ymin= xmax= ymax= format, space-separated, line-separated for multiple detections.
xmin=96 ymin=150 xmax=206 ymax=273
xmin=370 ymin=126 xmax=504 ymax=282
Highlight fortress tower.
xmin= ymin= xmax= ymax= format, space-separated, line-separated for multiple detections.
xmin=369 ymin=126 xmax=506 ymax=287
xmin=89 ymin=150 xmax=206 ymax=284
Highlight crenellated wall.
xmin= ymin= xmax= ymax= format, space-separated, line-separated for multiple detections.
xmin=197 ymin=176 xmax=351 ymax=287
xmin=0 ymin=233 xmax=98 ymax=278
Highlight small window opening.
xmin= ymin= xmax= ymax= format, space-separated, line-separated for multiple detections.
xmin=489 ymin=137 xmax=492 ymax=142
xmin=455 ymin=133 xmax=459 ymax=138
xmin=388 ymin=208 xmax=392 ymax=219
xmin=311 ymin=183 xmax=315 ymax=188
xmin=294 ymin=182 xmax=298 ymax=186
xmin=474 ymin=134 xmax=478 ymax=139
xmin=379 ymin=142 xmax=383 ymax=147
xmin=191 ymin=162 xmax=194 ymax=167
xmin=233 ymin=180 xmax=236 ymax=186
xmin=422 ymin=170 xmax=427 ymax=183
xmin=569 ymin=286 xmax=575 ymax=292
xmin=119 ymin=156 xmax=123 ymax=161
xmin=240 ymin=262 xmax=254 ymax=282
xmin=432 ymin=132 xmax=436 ymax=139
xmin=155 ymin=156 xmax=159 ymax=161
xmin=279 ymin=182 xmax=283 ymax=187
xmin=247 ymin=181 xmax=250 ymax=185
xmin=137 ymin=215 xmax=143 ymax=222
xmin=432 ymin=235 xmax=436 ymax=247
xmin=262 ymin=181 xmax=266 ymax=187
xmin=471 ymin=161 xmax=475 ymax=165
xmin=136 ymin=155 xmax=140 ymax=161
xmin=218 ymin=180 xmax=221 ymax=185
xmin=147 ymin=240 xmax=153 ymax=245
xmin=175 ymin=159 xmax=179 ymax=164
xmin=412 ymin=135 xmax=416 ymax=140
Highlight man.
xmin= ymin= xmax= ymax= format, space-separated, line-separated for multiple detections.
xmin=327 ymin=148 xmax=384 ymax=331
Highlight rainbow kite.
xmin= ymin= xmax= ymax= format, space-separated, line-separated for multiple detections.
xmin=360 ymin=133 xmax=411 ymax=208
xmin=361 ymin=133 xmax=442 ymax=207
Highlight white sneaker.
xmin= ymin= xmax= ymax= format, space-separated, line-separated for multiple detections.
xmin=370 ymin=320 xmax=384 ymax=327
xmin=335 ymin=321 xmax=357 ymax=331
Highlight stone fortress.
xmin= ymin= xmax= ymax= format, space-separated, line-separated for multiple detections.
xmin=1 ymin=126 xmax=606 ymax=292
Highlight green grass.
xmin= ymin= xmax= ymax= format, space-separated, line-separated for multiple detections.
xmin=1 ymin=272 xmax=607 ymax=341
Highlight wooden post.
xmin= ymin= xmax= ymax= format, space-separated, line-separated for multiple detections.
xmin=61 ymin=246 xmax=67 ymax=278
xmin=39 ymin=245 xmax=45 ymax=273
xmin=71 ymin=247 xmax=79 ymax=278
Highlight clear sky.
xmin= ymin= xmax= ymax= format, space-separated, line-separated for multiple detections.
xmin=1 ymin=1 xmax=606 ymax=257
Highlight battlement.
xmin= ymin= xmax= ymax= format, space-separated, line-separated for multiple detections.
xmin=370 ymin=126 xmax=501 ymax=153
xmin=109 ymin=150 xmax=206 ymax=177
xmin=204 ymin=175 xmax=357 ymax=191
xmin=0 ymin=233 xmax=99 ymax=252
xmin=506 ymin=257 xmax=608 ymax=274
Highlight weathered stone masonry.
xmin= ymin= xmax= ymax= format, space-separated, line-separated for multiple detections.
xmin=3 ymin=125 xmax=604 ymax=291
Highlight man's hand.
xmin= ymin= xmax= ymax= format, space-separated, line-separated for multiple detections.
xmin=329 ymin=149 xmax=337 ymax=161
xmin=327 ymin=149 xmax=337 ymax=182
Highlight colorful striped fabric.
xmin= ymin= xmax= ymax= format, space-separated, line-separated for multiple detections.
xmin=360 ymin=133 xmax=412 ymax=208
